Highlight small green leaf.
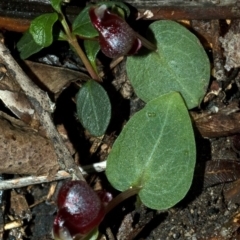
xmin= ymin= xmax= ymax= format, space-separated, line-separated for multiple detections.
xmin=29 ymin=12 xmax=58 ymax=47
xmin=54 ymin=30 xmax=68 ymax=41
xmin=72 ymin=6 xmax=98 ymax=38
xmin=17 ymin=31 xmax=44 ymax=59
xmin=84 ymin=40 xmax=100 ymax=74
xmin=126 ymin=20 xmax=210 ymax=109
xmin=72 ymin=2 xmax=130 ymax=38
xmin=106 ymin=92 xmax=196 ymax=210
xmin=76 ymin=80 xmax=111 ymax=137
xmin=50 ymin=0 xmax=62 ymax=13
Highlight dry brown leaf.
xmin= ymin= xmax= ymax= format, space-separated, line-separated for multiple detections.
xmin=191 ymin=102 xmax=240 ymax=138
xmin=0 ymin=117 xmax=59 ymax=176
xmin=24 ymin=61 xmax=89 ymax=99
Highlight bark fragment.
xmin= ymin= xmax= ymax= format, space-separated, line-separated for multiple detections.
xmin=10 ymin=191 xmax=31 ymax=220
xmin=219 ymin=19 xmax=240 ymax=71
xmin=0 ymin=117 xmax=59 ymax=176
xmin=200 ymin=160 xmax=240 ymax=188
xmin=191 ymin=102 xmax=240 ymax=138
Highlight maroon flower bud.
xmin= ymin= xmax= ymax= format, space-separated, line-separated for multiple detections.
xmin=89 ymin=4 xmax=142 ymax=58
xmin=53 ymin=181 xmax=105 ymax=240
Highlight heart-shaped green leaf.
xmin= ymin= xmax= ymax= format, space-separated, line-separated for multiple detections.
xmin=126 ymin=20 xmax=210 ymax=109
xmin=76 ymin=80 xmax=111 ymax=137
xmin=72 ymin=2 xmax=130 ymax=38
xmin=106 ymin=92 xmax=196 ymax=210
xmin=84 ymin=40 xmax=100 ymax=74
xmin=29 ymin=12 xmax=58 ymax=47
xmin=17 ymin=31 xmax=44 ymax=59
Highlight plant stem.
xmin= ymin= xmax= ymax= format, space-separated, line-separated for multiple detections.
xmin=70 ymin=39 xmax=101 ymax=81
xmin=135 ymin=32 xmax=157 ymax=51
xmin=105 ymin=186 xmax=142 ymax=214
xmin=60 ymin=14 xmax=101 ymax=82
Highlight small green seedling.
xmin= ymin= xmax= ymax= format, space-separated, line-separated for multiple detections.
xmin=107 ymin=20 xmax=210 ymax=210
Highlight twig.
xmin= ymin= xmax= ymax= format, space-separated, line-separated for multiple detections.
xmin=80 ymin=160 xmax=107 ymax=174
xmin=2 ymin=3 xmax=240 ymax=34
xmin=99 ymin=56 xmax=124 ymax=78
xmin=4 ymin=220 xmax=23 ymax=230
xmin=106 ymin=228 xmax=116 ymax=240
xmin=137 ymin=6 xmax=240 ymax=20
xmin=0 ymin=42 xmax=84 ymax=180
xmin=211 ymin=20 xmax=225 ymax=82
xmin=135 ymin=32 xmax=157 ymax=51
xmin=0 ymin=161 xmax=107 ymax=190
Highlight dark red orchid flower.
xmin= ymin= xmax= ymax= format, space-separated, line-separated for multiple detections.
xmin=53 ymin=181 xmax=106 ymax=240
xmin=89 ymin=4 xmax=142 ymax=58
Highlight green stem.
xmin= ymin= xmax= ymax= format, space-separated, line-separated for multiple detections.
xmin=105 ymin=186 xmax=142 ymax=214
xmin=69 ymin=39 xmax=101 ymax=81
xmin=60 ymin=14 xmax=101 ymax=82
